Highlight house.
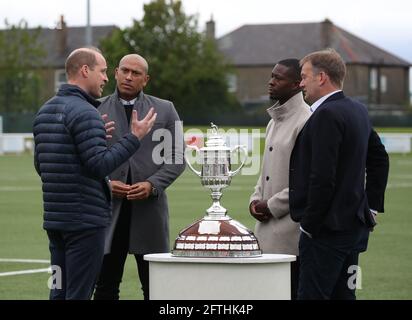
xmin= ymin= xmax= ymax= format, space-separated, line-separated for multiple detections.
xmin=32 ymin=16 xmax=117 ymax=102
xmin=0 ymin=16 xmax=117 ymax=132
xmin=213 ymin=19 xmax=410 ymax=110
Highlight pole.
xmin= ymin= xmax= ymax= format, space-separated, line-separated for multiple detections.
xmin=85 ymin=0 xmax=92 ymax=46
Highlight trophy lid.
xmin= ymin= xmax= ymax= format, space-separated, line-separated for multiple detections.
xmin=203 ymin=123 xmax=229 ymax=150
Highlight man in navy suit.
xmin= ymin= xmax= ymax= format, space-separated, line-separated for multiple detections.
xmin=289 ymin=49 xmax=389 ymax=299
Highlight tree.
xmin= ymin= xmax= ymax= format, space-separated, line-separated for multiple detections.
xmin=0 ymin=20 xmax=45 ymax=113
xmin=100 ymin=0 xmax=241 ymax=122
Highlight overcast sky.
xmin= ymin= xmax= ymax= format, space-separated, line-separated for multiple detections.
xmin=0 ymin=0 xmax=411 ymax=63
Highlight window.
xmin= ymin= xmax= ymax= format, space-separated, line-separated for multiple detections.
xmin=54 ymin=69 xmax=67 ymax=92
xmin=380 ymin=75 xmax=387 ymax=93
xmin=226 ymin=74 xmax=237 ymax=93
xmin=370 ymin=68 xmax=378 ymax=90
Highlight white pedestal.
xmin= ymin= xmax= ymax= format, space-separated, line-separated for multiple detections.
xmin=144 ymin=253 xmax=295 ymax=300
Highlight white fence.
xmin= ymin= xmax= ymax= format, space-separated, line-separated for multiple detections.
xmin=0 ymin=133 xmax=34 ymax=155
xmin=0 ymin=132 xmax=411 ymax=155
xmin=378 ymin=133 xmax=412 ymax=153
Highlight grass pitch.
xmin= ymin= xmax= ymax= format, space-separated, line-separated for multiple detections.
xmin=0 ymin=150 xmax=411 ymax=300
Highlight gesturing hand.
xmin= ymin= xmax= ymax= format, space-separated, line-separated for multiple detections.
xmin=101 ymin=114 xmax=115 ymax=139
xmin=131 ymin=108 xmax=157 ymax=140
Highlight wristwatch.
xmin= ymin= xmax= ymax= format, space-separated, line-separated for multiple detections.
xmin=151 ymin=185 xmax=158 ymax=196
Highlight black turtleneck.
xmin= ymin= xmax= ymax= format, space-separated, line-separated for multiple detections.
xmin=124 ymin=105 xmax=133 ymax=125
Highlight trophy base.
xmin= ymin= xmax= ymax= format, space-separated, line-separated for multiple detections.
xmin=172 ymin=215 xmax=262 ymax=258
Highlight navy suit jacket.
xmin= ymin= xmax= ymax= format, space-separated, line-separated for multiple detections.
xmin=289 ymin=91 xmax=389 ymax=236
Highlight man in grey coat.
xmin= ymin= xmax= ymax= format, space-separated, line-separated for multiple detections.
xmin=249 ymin=59 xmax=311 ymax=300
xmin=93 ymin=54 xmax=185 ymax=300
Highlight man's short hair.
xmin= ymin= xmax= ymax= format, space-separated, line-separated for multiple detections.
xmin=277 ymin=59 xmax=302 ymax=82
xmin=300 ymin=48 xmax=346 ymax=88
xmin=65 ymin=47 xmax=102 ymax=79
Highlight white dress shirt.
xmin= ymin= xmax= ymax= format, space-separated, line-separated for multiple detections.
xmin=309 ymin=90 xmax=342 ymax=113
xmin=119 ymin=97 xmax=137 ymax=106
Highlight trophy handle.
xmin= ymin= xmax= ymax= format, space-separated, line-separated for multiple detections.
xmin=229 ymin=145 xmax=248 ymax=177
xmin=185 ymin=144 xmax=202 ymax=177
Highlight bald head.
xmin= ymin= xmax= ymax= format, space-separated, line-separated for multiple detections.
xmin=115 ymin=53 xmax=150 ymax=100
xmin=65 ymin=47 xmax=102 ymax=80
xmin=119 ymin=54 xmax=149 ymax=74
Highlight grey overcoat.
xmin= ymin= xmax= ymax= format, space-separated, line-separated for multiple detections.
xmin=99 ymin=89 xmax=185 ymax=254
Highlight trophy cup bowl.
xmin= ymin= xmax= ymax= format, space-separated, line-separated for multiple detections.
xmin=172 ymin=123 xmax=262 ymax=257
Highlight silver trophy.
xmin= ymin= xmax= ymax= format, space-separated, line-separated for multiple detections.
xmin=172 ymin=123 xmax=261 ymax=257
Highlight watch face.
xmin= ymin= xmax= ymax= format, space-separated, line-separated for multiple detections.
xmin=152 ymin=187 xmax=158 ymax=196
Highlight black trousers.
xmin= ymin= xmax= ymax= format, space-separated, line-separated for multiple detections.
xmin=94 ymin=200 xmax=149 ymax=300
xmin=290 ymin=256 xmax=300 ymax=300
xmin=47 ymin=228 xmax=105 ymax=300
xmin=297 ymin=223 xmax=369 ymax=300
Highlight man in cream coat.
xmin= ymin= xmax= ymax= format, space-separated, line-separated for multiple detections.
xmin=249 ymin=59 xmax=311 ymax=300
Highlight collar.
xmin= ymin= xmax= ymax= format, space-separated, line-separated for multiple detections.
xmin=58 ymin=84 xmax=101 ymax=108
xmin=115 ymin=88 xmax=144 ymax=106
xmin=310 ymin=90 xmax=342 ymax=113
xmin=119 ymin=97 xmax=137 ymax=106
xmin=266 ymin=92 xmax=307 ymax=121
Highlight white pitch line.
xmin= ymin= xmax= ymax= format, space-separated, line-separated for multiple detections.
xmin=0 ymin=268 xmax=51 ymax=277
xmin=0 ymin=258 xmax=50 ymax=264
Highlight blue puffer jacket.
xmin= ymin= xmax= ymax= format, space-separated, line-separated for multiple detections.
xmin=33 ymin=84 xmax=141 ymax=231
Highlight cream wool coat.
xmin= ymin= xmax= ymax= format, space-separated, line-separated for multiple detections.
xmin=250 ymin=92 xmax=311 ymax=255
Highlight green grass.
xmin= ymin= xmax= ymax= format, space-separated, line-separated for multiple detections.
xmin=357 ymin=154 xmax=412 ymax=299
xmin=375 ymin=127 xmax=412 ymax=133
xmin=0 ymin=151 xmax=411 ymax=300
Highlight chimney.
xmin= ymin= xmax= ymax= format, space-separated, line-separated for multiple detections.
xmin=56 ymin=15 xmax=67 ymax=56
xmin=321 ymin=18 xmax=333 ymax=48
xmin=206 ymin=15 xmax=215 ymax=40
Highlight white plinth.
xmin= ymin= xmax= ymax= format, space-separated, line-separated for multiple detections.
xmin=144 ymin=253 xmax=295 ymax=300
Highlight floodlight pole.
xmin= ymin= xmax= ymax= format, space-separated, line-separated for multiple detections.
xmin=85 ymin=0 xmax=92 ymax=46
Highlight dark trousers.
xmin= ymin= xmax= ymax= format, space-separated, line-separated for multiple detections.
xmin=297 ymin=223 xmax=369 ymax=300
xmin=290 ymin=256 xmax=300 ymax=300
xmin=94 ymin=200 xmax=149 ymax=300
xmin=47 ymin=228 xmax=105 ymax=300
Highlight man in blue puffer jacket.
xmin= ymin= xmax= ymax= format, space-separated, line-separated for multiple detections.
xmin=33 ymin=47 xmax=157 ymax=300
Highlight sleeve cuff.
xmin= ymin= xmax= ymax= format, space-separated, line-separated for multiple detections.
xmin=300 ymin=226 xmax=313 ymax=238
